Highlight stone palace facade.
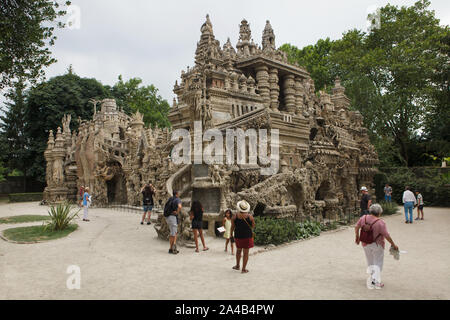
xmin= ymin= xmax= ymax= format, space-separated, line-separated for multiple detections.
xmin=44 ymin=16 xmax=378 ymax=240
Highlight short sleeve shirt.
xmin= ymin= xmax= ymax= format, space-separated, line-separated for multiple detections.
xmin=172 ymin=197 xmax=182 ymax=212
xmin=384 ymin=187 xmax=392 ymax=195
xmin=360 ymin=194 xmax=371 ymax=210
xmin=83 ymin=192 xmax=90 ymax=206
xmin=417 ymin=194 xmax=423 ymax=205
xmin=142 ymin=190 xmax=154 ymax=206
xmin=356 ymin=215 xmax=390 ymax=248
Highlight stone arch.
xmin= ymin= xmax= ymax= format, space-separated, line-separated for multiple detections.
xmin=105 ymin=161 xmax=128 ymax=204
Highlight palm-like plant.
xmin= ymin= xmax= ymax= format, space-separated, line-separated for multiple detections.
xmin=45 ymin=202 xmax=79 ymax=231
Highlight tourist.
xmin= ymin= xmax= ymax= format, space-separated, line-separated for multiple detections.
xmin=164 ymin=190 xmax=182 ymax=254
xmin=360 ymin=186 xmax=372 ymax=216
xmin=189 ymin=200 xmax=208 ymax=252
xmin=222 ymin=209 xmax=235 ymax=255
xmin=355 ymin=203 xmax=399 ymax=289
xmin=78 ymin=185 xmax=84 ymax=207
xmin=402 ymin=186 xmax=416 ymax=224
xmin=415 ymin=190 xmax=424 ymax=220
xmin=82 ymin=187 xmax=91 ymax=222
xmin=383 ymin=184 xmax=392 ymax=202
xmin=231 ymin=200 xmax=255 ymax=273
xmin=140 ymin=183 xmax=155 ymax=225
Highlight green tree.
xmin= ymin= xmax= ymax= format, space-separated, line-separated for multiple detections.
xmin=110 ymin=75 xmax=171 ymax=128
xmin=332 ymin=0 xmax=448 ymax=166
xmin=281 ymin=0 xmax=449 ymax=167
xmin=24 ymin=68 xmax=109 ymax=182
xmin=0 ymin=80 xmax=29 ymax=183
xmin=280 ymin=38 xmax=334 ymax=92
xmin=0 ymin=0 xmax=71 ymax=89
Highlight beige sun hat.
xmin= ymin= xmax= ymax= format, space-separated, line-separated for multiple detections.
xmin=237 ymin=200 xmax=250 ymax=213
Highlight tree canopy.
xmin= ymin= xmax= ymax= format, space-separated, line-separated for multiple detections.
xmin=0 ymin=0 xmax=71 ymax=90
xmin=110 ymin=75 xmax=171 ymax=129
xmin=0 ymin=68 xmax=171 ymax=182
xmin=280 ymin=0 xmax=449 ymax=167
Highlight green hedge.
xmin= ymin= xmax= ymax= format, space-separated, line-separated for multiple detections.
xmin=8 ymin=192 xmax=43 ymax=202
xmin=375 ymin=167 xmax=450 ymax=207
xmin=254 ymin=217 xmax=326 ymax=246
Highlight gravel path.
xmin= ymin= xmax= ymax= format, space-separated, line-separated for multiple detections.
xmin=0 ymin=202 xmax=449 ymax=299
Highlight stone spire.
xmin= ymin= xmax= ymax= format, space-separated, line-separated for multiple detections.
xmin=222 ymin=37 xmax=236 ymax=58
xmin=195 ymin=14 xmax=221 ymax=64
xmin=236 ymin=19 xmax=256 ymax=57
xmin=47 ymin=130 xmax=55 ymax=150
xmin=262 ymin=20 xmax=276 ymax=50
xmin=238 ymin=19 xmax=251 ymax=42
xmin=331 ymin=77 xmax=350 ymax=109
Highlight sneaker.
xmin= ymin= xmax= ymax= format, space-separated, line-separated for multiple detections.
xmin=147 ymin=222 xmax=151 ymax=225
xmin=168 ymin=249 xmax=173 ymax=254
xmin=366 ymin=276 xmax=375 ymax=290
xmin=140 ymin=222 xmax=144 ymax=225
xmin=374 ymin=283 xmax=384 ymax=290
xmin=405 ymin=221 xmax=409 ymax=224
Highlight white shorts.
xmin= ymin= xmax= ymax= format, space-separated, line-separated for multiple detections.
xmin=165 ymin=215 xmax=178 ymax=236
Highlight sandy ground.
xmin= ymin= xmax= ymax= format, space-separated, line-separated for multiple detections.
xmin=0 ymin=202 xmax=449 ymax=300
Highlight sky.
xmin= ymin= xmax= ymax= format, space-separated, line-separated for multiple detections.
xmin=29 ymin=0 xmax=450 ymax=102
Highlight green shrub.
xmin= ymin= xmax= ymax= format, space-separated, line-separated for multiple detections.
xmin=45 ymin=202 xmax=79 ymax=231
xmin=254 ymin=217 xmax=323 ymax=246
xmin=379 ymin=201 xmax=399 ymax=215
xmin=376 ymin=167 xmax=450 ymax=207
xmin=8 ymin=192 xmax=43 ymax=202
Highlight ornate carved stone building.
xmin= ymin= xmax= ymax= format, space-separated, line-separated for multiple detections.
xmin=44 ymin=16 xmax=378 ymax=240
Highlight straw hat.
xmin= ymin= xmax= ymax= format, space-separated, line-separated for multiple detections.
xmin=237 ymin=200 xmax=250 ymax=213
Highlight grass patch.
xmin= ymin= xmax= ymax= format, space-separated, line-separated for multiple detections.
xmin=2 ymin=224 xmax=78 ymax=242
xmin=0 ymin=215 xmax=50 ymax=224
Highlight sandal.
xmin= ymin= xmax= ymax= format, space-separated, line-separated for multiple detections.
xmin=195 ymin=248 xmax=199 ymax=253
xmin=203 ymin=247 xmax=209 ymax=251
xmin=241 ymin=269 xmax=249 ymax=273
xmin=232 ymin=265 xmax=240 ymax=270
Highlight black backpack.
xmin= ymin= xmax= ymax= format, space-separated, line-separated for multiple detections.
xmin=163 ymin=197 xmax=174 ymax=217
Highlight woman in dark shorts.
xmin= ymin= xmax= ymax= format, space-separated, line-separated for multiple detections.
xmin=189 ymin=201 xmax=209 ymax=252
xmin=231 ymin=200 xmax=255 ymax=273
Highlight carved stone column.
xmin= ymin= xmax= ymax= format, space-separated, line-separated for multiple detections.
xmin=283 ymin=74 xmax=296 ymax=114
xmin=255 ymin=66 xmax=270 ymax=106
xmin=43 ymin=130 xmax=55 ymax=202
xmin=294 ymin=77 xmax=305 ymax=114
xmin=269 ymin=68 xmax=280 ymax=112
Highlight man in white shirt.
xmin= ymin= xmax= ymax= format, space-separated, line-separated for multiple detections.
xmin=402 ymin=186 xmax=416 ymax=224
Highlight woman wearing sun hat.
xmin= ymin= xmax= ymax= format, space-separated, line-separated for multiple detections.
xmin=230 ymin=200 xmax=255 ymax=273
